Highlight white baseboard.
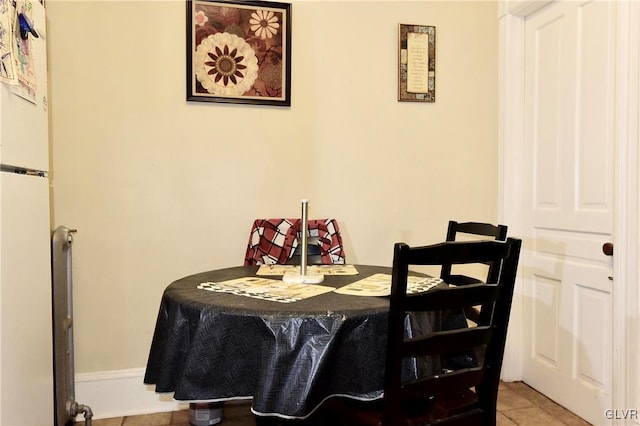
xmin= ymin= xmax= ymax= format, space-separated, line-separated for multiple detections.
xmin=74 ymin=368 xmax=189 ymax=420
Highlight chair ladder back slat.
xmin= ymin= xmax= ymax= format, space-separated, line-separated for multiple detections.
xmin=441 ymin=221 xmax=509 ymax=285
xmin=409 ymin=241 xmax=511 ymax=266
xmin=403 ymin=326 xmax=493 ymax=358
xmin=442 ymin=274 xmax=485 ymax=286
xmin=400 ymin=367 xmax=485 ymax=400
xmin=403 ymin=284 xmax=499 ymax=312
xmin=453 ymin=221 xmax=507 ymax=239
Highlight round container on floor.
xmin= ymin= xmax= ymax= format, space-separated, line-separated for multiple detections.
xmin=189 ymin=402 xmax=224 ymax=426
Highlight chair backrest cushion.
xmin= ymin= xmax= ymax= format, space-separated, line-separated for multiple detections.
xmin=244 ymin=218 xmax=345 ymax=265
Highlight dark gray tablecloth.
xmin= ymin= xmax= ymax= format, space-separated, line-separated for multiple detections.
xmin=144 ymin=265 xmax=467 ymax=419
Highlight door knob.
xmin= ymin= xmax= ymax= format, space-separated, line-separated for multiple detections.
xmin=602 ymin=242 xmax=613 ymax=256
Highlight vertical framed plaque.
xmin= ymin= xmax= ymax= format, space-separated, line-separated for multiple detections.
xmin=398 ymin=24 xmax=435 ymax=102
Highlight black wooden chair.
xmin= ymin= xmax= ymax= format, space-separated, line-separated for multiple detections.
xmin=442 ymin=221 xmax=508 ymax=324
xmin=441 ymin=221 xmax=508 ymax=285
xmin=319 ymin=238 xmax=522 ymax=426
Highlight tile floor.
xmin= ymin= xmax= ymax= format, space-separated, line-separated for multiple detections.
xmin=78 ymin=381 xmax=593 ymax=426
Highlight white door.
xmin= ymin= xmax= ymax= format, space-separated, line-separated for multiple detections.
xmin=521 ymin=1 xmax=615 ymax=424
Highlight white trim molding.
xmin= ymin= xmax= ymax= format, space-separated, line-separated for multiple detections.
xmin=497 ymin=10 xmax=525 ymax=382
xmin=74 ymin=368 xmax=188 ymax=420
xmin=616 ymin=2 xmax=640 ymax=423
xmin=500 ymin=0 xmax=553 ymax=18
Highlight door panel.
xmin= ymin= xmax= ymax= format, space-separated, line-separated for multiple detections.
xmin=576 ymin=2 xmax=614 ymax=211
xmin=523 ymin=1 xmax=614 ymax=424
xmin=533 ymin=13 xmax=563 ymax=210
xmin=532 ymin=275 xmax=560 ymax=365
xmin=575 ymin=283 xmax=610 ymax=389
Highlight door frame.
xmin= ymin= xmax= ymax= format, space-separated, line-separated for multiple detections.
xmin=498 ymin=0 xmax=639 ymax=420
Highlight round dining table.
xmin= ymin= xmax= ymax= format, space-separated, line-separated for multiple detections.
xmin=143 ymin=265 xmax=466 ymax=420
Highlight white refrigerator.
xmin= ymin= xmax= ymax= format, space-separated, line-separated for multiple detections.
xmin=0 ymin=2 xmax=54 ymax=425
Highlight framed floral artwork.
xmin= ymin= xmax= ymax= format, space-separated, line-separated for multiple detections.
xmin=187 ymin=0 xmax=291 ymax=106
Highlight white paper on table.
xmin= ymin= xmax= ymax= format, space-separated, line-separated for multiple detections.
xmin=197 ymin=276 xmax=336 ymax=303
xmin=257 ymin=264 xmax=359 ymax=276
xmin=335 ymin=273 xmax=442 ymax=297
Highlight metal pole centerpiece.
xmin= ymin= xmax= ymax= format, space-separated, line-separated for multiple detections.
xmin=282 ymin=199 xmax=324 ymax=284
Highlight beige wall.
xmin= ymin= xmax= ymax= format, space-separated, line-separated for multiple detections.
xmin=46 ymin=0 xmax=499 ymax=373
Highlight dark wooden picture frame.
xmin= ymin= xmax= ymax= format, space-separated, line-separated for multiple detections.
xmin=398 ymin=24 xmax=435 ymax=102
xmin=187 ymin=0 xmax=292 ymax=106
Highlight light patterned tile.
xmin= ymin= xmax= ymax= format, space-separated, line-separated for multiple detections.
xmin=502 ymin=407 xmax=568 ymax=426
xmin=540 ymin=403 xmax=593 ymax=426
xmin=506 ymin=382 xmax=556 ymax=406
xmin=170 ymin=409 xmax=190 ymax=425
xmin=122 ymin=411 xmax=172 ymax=426
xmin=497 ymin=389 xmax=535 ymax=411
xmin=77 ymin=418 xmax=123 ymax=426
xmin=497 ymin=411 xmax=518 ymax=426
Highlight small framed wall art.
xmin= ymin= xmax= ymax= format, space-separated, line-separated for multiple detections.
xmin=398 ymin=24 xmax=435 ymax=102
xmin=187 ymin=0 xmax=292 ymax=106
